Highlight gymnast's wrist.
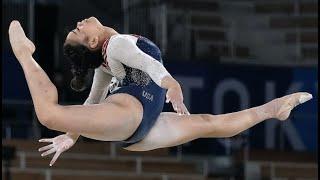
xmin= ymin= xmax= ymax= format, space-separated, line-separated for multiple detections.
xmin=161 ymin=75 xmax=180 ymax=90
xmin=169 ymin=80 xmax=181 ymax=92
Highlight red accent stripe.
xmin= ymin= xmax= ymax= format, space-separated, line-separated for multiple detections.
xmin=131 ymin=34 xmax=141 ymax=38
xmin=101 ymin=37 xmax=111 ymax=67
xmin=102 ymin=63 xmax=107 ymax=68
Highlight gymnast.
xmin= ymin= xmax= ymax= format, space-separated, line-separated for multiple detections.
xmin=8 ymin=17 xmax=312 ymax=166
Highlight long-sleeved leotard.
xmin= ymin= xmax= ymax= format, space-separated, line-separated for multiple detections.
xmin=87 ymin=34 xmax=171 ymax=102
xmin=84 ymin=67 xmax=112 ymax=104
xmin=102 ymin=34 xmax=171 ymax=87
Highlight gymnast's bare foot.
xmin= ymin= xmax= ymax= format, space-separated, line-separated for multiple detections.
xmin=8 ymin=20 xmax=35 ymax=59
xmin=264 ymin=92 xmax=313 ymax=120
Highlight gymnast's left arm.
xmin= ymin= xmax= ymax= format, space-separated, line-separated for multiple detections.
xmin=107 ymin=35 xmax=189 ymax=115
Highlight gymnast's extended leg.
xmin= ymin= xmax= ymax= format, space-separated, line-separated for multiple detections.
xmin=125 ymin=92 xmax=312 ymax=151
xmin=8 ymin=21 xmax=143 ymax=140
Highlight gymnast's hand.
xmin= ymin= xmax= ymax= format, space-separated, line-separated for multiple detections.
xmin=166 ymin=84 xmax=190 ymax=115
xmin=38 ymin=134 xmax=77 ymax=166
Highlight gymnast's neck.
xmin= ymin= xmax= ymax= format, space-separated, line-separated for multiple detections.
xmin=98 ymin=26 xmax=119 ymax=48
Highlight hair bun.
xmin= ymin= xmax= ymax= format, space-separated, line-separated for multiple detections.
xmin=70 ymin=76 xmax=87 ymax=92
xmin=63 ymin=43 xmax=104 ymax=92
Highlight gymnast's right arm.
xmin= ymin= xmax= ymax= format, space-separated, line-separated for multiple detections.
xmin=66 ymin=67 xmax=112 ymax=139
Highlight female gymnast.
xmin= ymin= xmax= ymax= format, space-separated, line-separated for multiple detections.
xmin=8 ymin=17 xmax=312 ymax=166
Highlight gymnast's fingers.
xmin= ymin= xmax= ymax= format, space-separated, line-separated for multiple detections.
xmin=173 ymin=102 xmax=183 ymax=115
xmin=172 ymin=102 xmax=178 ymax=111
xmin=176 ymin=103 xmax=186 ymax=115
xmin=166 ymin=92 xmax=171 ymax=103
xmin=50 ymin=151 xmax=62 ymax=166
xmin=176 ymin=108 xmax=182 ymax=115
xmin=166 ymin=98 xmax=170 ymax=103
xmin=41 ymin=148 xmax=56 ymax=157
xmin=180 ymin=103 xmax=190 ymax=115
xmin=39 ymin=138 xmax=53 ymax=143
xmin=38 ymin=144 xmax=54 ymax=152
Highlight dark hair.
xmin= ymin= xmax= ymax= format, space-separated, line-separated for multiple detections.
xmin=63 ymin=43 xmax=104 ymax=92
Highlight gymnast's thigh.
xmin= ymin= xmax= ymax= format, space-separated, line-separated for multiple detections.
xmin=50 ymin=93 xmax=143 ymax=141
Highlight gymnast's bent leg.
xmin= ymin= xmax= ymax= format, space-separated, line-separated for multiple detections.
xmin=8 ymin=21 xmax=143 ymax=140
xmin=125 ymin=92 xmax=312 ymax=151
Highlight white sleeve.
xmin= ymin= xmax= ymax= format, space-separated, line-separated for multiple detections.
xmin=107 ymin=35 xmax=171 ymax=87
xmin=84 ymin=67 xmax=112 ymax=105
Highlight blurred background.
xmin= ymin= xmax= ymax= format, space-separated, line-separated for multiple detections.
xmin=2 ymin=0 xmax=318 ymax=179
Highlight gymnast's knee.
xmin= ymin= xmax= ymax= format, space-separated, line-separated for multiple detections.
xmin=35 ymin=104 xmax=59 ymax=129
xmin=200 ymin=114 xmax=214 ymax=123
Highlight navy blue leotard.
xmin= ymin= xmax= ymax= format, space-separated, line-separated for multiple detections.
xmin=109 ymin=36 xmax=166 ymax=147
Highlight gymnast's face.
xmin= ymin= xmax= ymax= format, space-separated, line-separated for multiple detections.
xmin=65 ymin=16 xmax=103 ymax=50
